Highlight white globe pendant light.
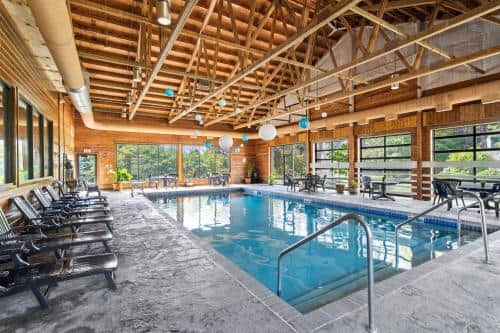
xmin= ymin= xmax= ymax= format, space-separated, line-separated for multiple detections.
xmin=219 ymin=135 xmax=233 ymax=151
xmin=259 ymin=124 xmax=277 ymax=141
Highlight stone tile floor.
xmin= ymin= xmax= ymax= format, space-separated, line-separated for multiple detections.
xmin=1 ymin=185 xmax=499 ymax=332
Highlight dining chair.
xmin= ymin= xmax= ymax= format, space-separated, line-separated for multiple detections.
xmin=361 ymin=176 xmax=373 ymax=198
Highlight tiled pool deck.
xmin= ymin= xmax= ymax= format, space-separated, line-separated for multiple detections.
xmin=1 ymin=185 xmax=499 ymax=332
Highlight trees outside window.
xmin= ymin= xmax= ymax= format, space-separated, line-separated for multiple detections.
xmin=117 ymin=144 xmax=178 ymax=180
xmin=360 ymin=133 xmax=412 ymax=196
xmin=433 ymin=122 xmax=500 ymax=178
xmin=271 ymin=143 xmax=306 ymax=184
xmin=183 ymin=145 xmax=230 ymax=179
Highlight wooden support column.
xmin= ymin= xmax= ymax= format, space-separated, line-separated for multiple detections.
xmin=348 ymin=125 xmax=357 ymax=184
xmin=413 ymin=111 xmax=423 ymax=200
xmin=177 ymin=143 xmax=183 ymax=182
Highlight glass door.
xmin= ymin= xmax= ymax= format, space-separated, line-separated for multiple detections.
xmin=77 ymin=154 xmax=97 ymax=183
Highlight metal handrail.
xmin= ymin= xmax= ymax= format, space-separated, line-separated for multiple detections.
xmin=394 ymin=197 xmax=456 ymax=270
xmin=457 ymin=190 xmax=489 ymax=263
xmin=276 ymin=213 xmax=376 ymax=333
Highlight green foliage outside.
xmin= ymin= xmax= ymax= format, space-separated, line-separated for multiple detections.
xmin=117 ymin=144 xmax=177 ymax=180
xmin=183 ymin=146 xmax=230 ymax=179
xmin=328 ymin=143 xmax=348 ymax=178
xmin=270 ymin=143 xmax=306 ymax=183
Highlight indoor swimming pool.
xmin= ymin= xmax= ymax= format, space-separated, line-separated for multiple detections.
xmin=148 ymin=191 xmax=480 ymax=313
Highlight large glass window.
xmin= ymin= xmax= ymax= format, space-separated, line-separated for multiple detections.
xmin=31 ymin=109 xmax=41 ymax=179
xmin=360 ymin=133 xmax=412 ymax=196
xmin=0 ymin=82 xmax=6 ymax=184
xmin=117 ymin=143 xmax=178 ymax=180
xmin=433 ymin=122 xmax=500 ymax=179
xmin=314 ymin=140 xmax=348 ymax=184
xmin=18 ymin=99 xmax=29 ymax=183
xmin=270 ymin=143 xmax=306 ymax=184
xmin=182 ymin=145 xmax=230 ymax=179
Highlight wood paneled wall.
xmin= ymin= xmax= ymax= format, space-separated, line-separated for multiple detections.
xmin=0 ymin=7 xmax=73 ymax=221
xmin=73 ymin=115 xmax=257 ymax=189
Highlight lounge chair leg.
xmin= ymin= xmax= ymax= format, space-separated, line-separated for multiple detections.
xmin=106 ymin=222 xmax=113 ymax=233
xmin=105 ymin=272 xmax=117 ymax=290
xmin=103 ymin=241 xmax=111 ymax=253
xmin=30 ymin=284 xmax=49 ymax=309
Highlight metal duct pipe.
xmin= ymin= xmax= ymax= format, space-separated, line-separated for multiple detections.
xmin=28 ymin=0 xmax=91 ymax=114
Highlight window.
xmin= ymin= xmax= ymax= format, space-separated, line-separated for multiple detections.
xmin=18 ymin=99 xmax=29 ymax=183
xmin=18 ymin=97 xmax=53 ymax=182
xmin=270 ymin=143 xmax=306 ymax=184
xmin=182 ymin=145 xmax=230 ymax=179
xmin=314 ymin=140 xmax=348 ymax=184
xmin=360 ymin=133 xmax=412 ymax=196
xmin=0 ymin=81 xmax=11 ymax=185
xmin=116 ymin=143 xmax=178 ymax=180
xmin=433 ymin=122 xmax=500 ymax=179
xmin=31 ymin=109 xmax=41 ymax=179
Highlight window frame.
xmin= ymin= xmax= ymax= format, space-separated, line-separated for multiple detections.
xmin=359 ymin=133 xmax=413 ymax=197
xmin=432 ymin=122 xmax=500 ymax=178
xmin=0 ymin=79 xmax=14 ymax=186
xmin=116 ymin=143 xmax=179 ymax=180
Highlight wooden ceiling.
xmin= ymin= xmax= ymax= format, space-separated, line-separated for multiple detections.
xmin=69 ymin=0 xmax=500 ymax=131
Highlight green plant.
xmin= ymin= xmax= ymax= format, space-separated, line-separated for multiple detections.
xmin=349 ymin=180 xmax=358 ymax=188
xmin=268 ymin=170 xmax=280 ymax=185
xmin=246 ymin=161 xmax=256 ymax=176
xmin=110 ymin=168 xmax=133 ymax=183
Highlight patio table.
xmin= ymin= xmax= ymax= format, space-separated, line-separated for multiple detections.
xmin=458 ymin=183 xmax=497 ymax=209
xmin=371 ymin=181 xmax=399 ymax=201
xmin=294 ymin=176 xmax=318 ymax=193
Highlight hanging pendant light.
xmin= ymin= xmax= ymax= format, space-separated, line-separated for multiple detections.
xmin=321 ymin=112 xmax=328 ymax=118
xmin=242 ymin=134 xmax=249 ymax=142
xmin=133 ymin=67 xmax=142 ymax=82
xmin=298 ymin=118 xmax=310 ymax=129
xmin=218 ymin=98 xmax=227 ymax=107
xmin=219 ymin=135 xmax=233 ymax=151
xmin=157 ymin=0 xmax=171 ymax=26
xmin=391 ymin=74 xmax=400 ymax=90
xmin=258 ymin=124 xmax=277 ymax=141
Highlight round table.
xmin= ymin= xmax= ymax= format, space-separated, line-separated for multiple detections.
xmin=371 ymin=181 xmax=399 ymax=201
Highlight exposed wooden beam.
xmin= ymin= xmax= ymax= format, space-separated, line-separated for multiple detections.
xmin=69 ymin=0 xmax=324 ymax=74
xmin=168 ymin=0 xmax=363 ymax=124
xmin=237 ymin=45 xmax=500 ymax=128
xmin=129 ymin=0 xmax=198 ymax=119
xmin=351 ymin=6 xmax=486 ymax=74
xmin=228 ymin=0 xmax=500 ymax=127
xmin=78 ymin=51 xmax=277 ymax=93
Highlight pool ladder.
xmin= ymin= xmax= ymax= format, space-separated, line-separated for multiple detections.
xmin=395 ymin=190 xmax=489 ymax=271
xmin=276 ymin=213 xmax=377 ymax=333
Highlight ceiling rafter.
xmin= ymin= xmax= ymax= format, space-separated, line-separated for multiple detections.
xmin=231 ymin=0 xmax=500 ymax=129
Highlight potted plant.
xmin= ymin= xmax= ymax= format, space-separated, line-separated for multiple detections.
xmin=348 ymin=180 xmax=359 ymax=195
xmin=245 ymin=162 xmax=255 ymax=184
xmin=110 ymin=168 xmax=133 ymax=191
xmin=329 ymin=143 xmax=348 ymax=194
xmin=185 ymin=171 xmax=194 ymax=187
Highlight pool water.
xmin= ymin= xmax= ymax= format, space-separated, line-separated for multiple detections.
xmin=149 ymin=192 xmax=479 ymax=313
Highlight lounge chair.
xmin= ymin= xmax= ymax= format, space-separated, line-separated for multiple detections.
xmin=32 ymin=188 xmax=111 ymax=217
xmin=0 ymin=242 xmax=117 ymax=308
xmin=0 ymin=209 xmax=112 ymax=256
xmin=11 ymin=196 xmax=114 ymax=233
xmin=55 ymin=181 xmax=107 ymax=203
xmin=44 ymin=185 xmax=109 ymax=208
xmin=485 ymin=183 xmax=500 ymax=218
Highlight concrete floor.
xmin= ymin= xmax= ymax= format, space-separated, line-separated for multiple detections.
xmin=1 ymin=186 xmax=500 ymax=332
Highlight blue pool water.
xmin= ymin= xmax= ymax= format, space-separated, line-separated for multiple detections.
xmin=149 ymin=191 xmax=479 ymax=312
